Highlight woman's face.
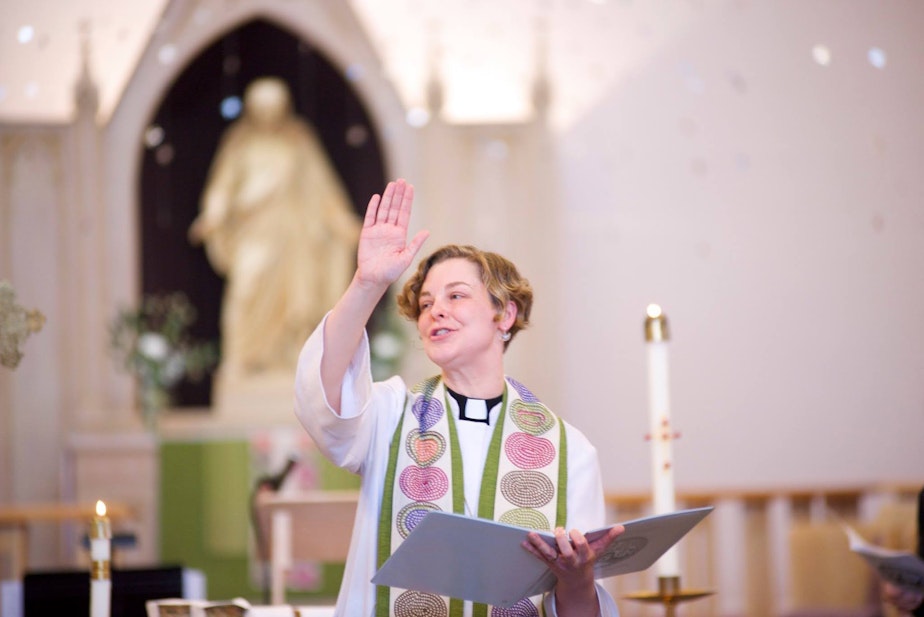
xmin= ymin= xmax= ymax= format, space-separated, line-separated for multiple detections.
xmin=416 ymin=258 xmax=509 ymax=374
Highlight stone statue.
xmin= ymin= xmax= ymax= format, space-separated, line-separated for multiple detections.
xmin=189 ymin=77 xmax=360 ymax=381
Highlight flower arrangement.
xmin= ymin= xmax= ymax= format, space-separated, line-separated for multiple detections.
xmin=0 ymin=280 xmax=45 ymax=370
xmin=109 ymin=292 xmax=217 ymax=429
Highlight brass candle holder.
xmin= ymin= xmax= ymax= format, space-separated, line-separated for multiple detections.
xmin=624 ymin=575 xmax=714 ymax=617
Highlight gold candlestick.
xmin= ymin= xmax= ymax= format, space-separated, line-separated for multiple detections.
xmin=624 ymin=575 xmax=714 ymax=617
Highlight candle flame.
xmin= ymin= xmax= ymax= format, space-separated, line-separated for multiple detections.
xmin=646 ymin=304 xmax=662 ymax=318
xmin=95 ymin=500 xmax=107 ymax=517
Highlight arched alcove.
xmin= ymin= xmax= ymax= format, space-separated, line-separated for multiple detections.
xmin=139 ymin=18 xmax=385 ymax=407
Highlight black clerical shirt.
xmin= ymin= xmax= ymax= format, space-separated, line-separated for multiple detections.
xmin=446 ymin=388 xmax=503 ymax=425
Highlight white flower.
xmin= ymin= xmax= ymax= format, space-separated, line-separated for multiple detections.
xmin=162 ymin=352 xmax=186 ymax=386
xmin=137 ymin=332 xmax=170 ymax=361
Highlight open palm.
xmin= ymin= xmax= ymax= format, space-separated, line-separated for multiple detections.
xmin=356 ymin=179 xmax=429 ymax=287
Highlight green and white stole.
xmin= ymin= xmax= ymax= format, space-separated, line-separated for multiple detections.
xmin=376 ymin=375 xmax=568 ymax=617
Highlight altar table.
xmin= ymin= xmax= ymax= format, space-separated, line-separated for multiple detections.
xmin=0 ymin=501 xmax=134 ymax=579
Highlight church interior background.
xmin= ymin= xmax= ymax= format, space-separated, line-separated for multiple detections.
xmin=1 ymin=0 xmax=923 ymax=615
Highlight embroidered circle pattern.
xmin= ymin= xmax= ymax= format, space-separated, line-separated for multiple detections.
xmin=500 ymin=471 xmax=554 ymax=508
xmin=399 ymin=465 xmax=449 ymax=502
xmin=396 ymin=502 xmax=440 ymax=539
xmin=394 ymin=590 xmax=448 ymax=617
xmin=406 ymin=429 xmax=446 ymax=467
xmin=510 ymin=400 xmax=555 ymax=436
xmin=507 ymin=378 xmax=540 ymax=403
xmin=411 ymin=376 xmax=441 ymax=395
xmin=597 ymin=536 xmax=648 ymax=566
xmin=490 ymin=598 xmax=540 ymax=617
xmin=504 ymin=432 xmax=555 ymax=469
xmin=411 ymin=395 xmax=444 ymax=432
xmin=499 ymin=507 xmax=550 ymax=530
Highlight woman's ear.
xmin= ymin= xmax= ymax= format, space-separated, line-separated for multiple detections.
xmin=500 ymin=300 xmax=517 ymax=331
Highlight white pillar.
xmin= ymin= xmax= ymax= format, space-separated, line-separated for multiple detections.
xmin=767 ymin=495 xmax=794 ymax=616
xmin=713 ymin=497 xmax=748 ymax=617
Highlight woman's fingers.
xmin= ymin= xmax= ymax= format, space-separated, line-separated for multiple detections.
xmin=546 ymin=525 xmax=626 ymax=568
xmin=567 ymin=528 xmax=592 ymax=563
xmin=364 ymin=194 xmax=381 ymax=227
xmin=366 ymin=179 xmax=412 ymax=228
xmin=395 ymin=181 xmax=415 ymax=228
xmin=406 ymin=229 xmax=431 ymax=261
xmin=553 ymin=528 xmax=575 ymax=561
xmin=375 ymin=181 xmax=396 ymax=224
xmin=386 ymin=180 xmax=406 ymax=224
xmin=523 ymin=532 xmax=558 ymax=562
xmin=523 ymin=528 xmax=590 ymax=569
xmin=589 ymin=525 xmax=624 ymax=554
xmin=376 ymin=178 xmax=406 ymax=225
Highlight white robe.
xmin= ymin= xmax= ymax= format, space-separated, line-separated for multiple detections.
xmin=294 ymin=315 xmax=620 ymax=617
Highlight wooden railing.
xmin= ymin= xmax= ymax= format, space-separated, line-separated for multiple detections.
xmin=602 ymin=483 xmax=921 ymax=617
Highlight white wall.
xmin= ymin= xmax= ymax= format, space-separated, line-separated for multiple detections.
xmin=552 ymin=0 xmax=924 ymax=492
xmin=3 ymin=0 xmax=922 ymax=523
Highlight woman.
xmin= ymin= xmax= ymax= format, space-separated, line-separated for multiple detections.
xmin=295 ymin=179 xmax=623 ymax=616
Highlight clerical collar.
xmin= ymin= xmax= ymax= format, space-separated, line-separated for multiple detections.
xmin=446 ymin=387 xmax=503 ymax=425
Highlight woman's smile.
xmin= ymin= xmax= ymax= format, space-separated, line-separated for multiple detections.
xmin=429 ymin=326 xmax=453 ymax=339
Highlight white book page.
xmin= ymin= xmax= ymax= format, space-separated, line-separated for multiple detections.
xmin=845 ymin=526 xmax=924 ymax=593
xmin=372 ymin=506 xmax=713 ymax=608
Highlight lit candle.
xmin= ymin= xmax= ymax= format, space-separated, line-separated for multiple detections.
xmin=90 ymin=500 xmax=111 ymax=617
xmin=644 ymin=304 xmax=680 ymax=578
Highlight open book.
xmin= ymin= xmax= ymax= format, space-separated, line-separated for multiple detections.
xmin=145 ymin=597 xmax=250 ymax=617
xmin=372 ymin=506 xmax=713 ymax=608
xmin=845 ymin=526 xmax=924 ymax=593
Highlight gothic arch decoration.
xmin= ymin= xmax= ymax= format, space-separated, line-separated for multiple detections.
xmin=139 ymin=17 xmax=386 ymax=406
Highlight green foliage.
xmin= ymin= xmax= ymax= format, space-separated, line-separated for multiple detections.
xmin=109 ymin=292 xmax=217 ymax=415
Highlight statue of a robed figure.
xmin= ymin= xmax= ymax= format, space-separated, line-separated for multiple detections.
xmin=190 ymin=77 xmax=359 ymax=421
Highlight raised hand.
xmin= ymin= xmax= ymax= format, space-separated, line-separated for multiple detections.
xmin=356 ymin=179 xmax=429 ymax=289
xmin=319 ymin=179 xmax=429 ymax=413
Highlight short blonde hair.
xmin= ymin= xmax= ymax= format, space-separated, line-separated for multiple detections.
xmin=396 ymin=245 xmax=533 ymax=349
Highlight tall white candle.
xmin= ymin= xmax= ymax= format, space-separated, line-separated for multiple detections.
xmin=645 ymin=304 xmax=680 ymax=578
xmin=90 ymin=500 xmax=111 ymax=617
